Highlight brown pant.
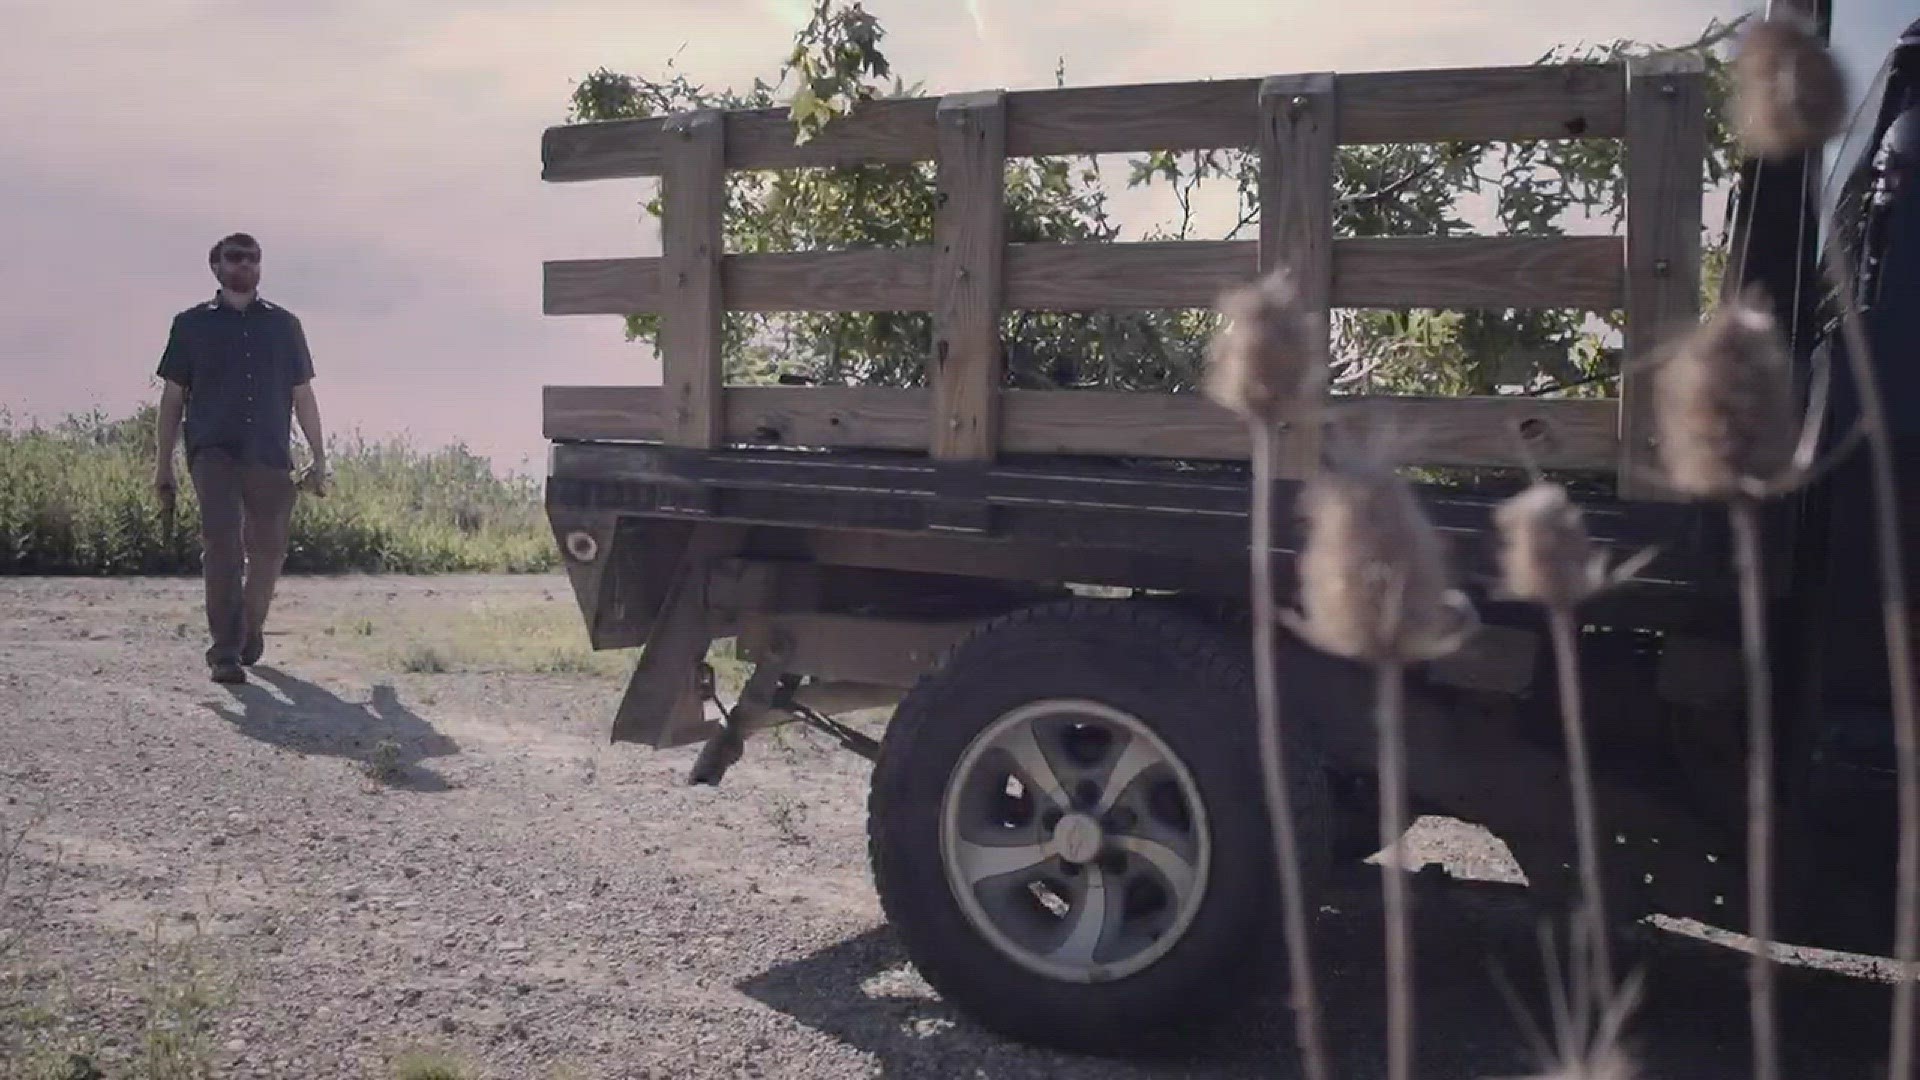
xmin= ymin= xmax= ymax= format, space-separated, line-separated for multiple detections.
xmin=188 ymin=448 xmax=297 ymax=665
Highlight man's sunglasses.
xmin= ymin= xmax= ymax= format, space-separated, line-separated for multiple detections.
xmin=220 ymin=250 xmax=261 ymax=265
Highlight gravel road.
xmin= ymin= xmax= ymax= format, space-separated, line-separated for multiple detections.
xmin=0 ymin=574 xmax=1900 ymax=1078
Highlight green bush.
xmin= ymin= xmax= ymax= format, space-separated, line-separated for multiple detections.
xmin=0 ymin=407 xmax=557 ymax=576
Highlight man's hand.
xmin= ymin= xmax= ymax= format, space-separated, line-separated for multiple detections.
xmin=154 ymin=460 xmax=177 ymax=506
xmin=297 ymin=462 xmax=330 ymax=498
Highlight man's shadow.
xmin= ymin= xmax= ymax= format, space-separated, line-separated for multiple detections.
xmin=205 ymin=666 xmax=460 ymax=793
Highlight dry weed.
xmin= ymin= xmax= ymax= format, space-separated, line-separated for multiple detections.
xmin=1732 ymin=14 xmax=1848 ymax=161
xmin=1494 ymin=923 xmax=1645 ymax=1080
xmin=1650 ymin=291 xmax=1801 ymax=1080
xmin=1493 ymin=481 xmax=1659 ymax=1002
xmin=1285 ymin=447 xmax=1475 ymax=1080
xmin=1204 ymin=267 xmax=1332 ymax=1080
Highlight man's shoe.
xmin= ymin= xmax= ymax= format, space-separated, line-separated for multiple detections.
xmin=210 ymin=661 xmax=247 ymax=685
xmin=241 ymin=634 xmax=265 ymax=667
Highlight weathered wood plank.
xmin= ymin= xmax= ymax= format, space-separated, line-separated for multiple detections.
xmin=725 ymin=98 xmax=941 ymax=169
xmin=1008 ymin=391 xmax=1618 ymax=472
xmin=726 ymin=249 xmax=929 ymax=311
xmin=1337 ymin=62 xmax=1623 ymax=144
xmin=1004 ymin=78 xmax=1261 ymax=157
xmin=545 ymin=385 xmax=924 ymax=449
xmin=1322 ymin=394 xmax=1618 ymax=472
xmin=931 ymin=92 xmax=1008 ymax=462
xmin=726 ymin=386 xmax=928 ymax=450
xmin=544 ymin=384 xmax=661 ymax=440
xmin=659 ymin=111 xmax=727 ymax=448
xmin=545 ymin=258 xmax=659 ymax=316
xmin=1007 ymin=236 xmax=1625 ymax=311
xmin=541 ymin=64 xmax=1627 ymax=181
xmin=1619 ymin=54 xmax=1705 ymax=500
xmin=1006 ymin=241 xmax=1247 ymax=309
xmin=542 ymin=120 xmax=669 ymax=184
xmin=546 ymin=251 xmax=928 ymax=315
xmin=549 ymin=385 xmax=921 ymax=448
xmin=545 ymin=245 xmax=1234 ymax=314
xmin=546 ymin=236 xmax=1625 ymax=316
xmin=1260 ymin=73 xmax=1338 ymax=471
xmin=544 ymin=385 xmax=1619 ymax=471
xmin=542 ymin=98 xmax=940 ymax=182
xmin=1337 ymin=236 xmax=1625 ymax=310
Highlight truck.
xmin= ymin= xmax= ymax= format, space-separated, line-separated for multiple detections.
xmin=535 ymin=4 xmax=1919 ymax=1050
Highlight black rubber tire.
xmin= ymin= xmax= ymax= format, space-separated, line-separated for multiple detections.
xmin=867 ymin=599 xmax=1330 ymax=1050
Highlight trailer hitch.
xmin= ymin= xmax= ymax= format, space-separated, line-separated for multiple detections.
xmin=688 ymin=665 xmax=883 ymax=787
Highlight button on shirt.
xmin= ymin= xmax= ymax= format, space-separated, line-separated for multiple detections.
xmin=156 ymin=295 xmax=315 ymax=470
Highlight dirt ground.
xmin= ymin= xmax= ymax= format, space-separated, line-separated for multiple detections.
xmin=0 ymin=574 xmax=1903 ymax=1078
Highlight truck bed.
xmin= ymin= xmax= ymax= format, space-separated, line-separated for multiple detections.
xmin=547 ymin=439 xmax=1729 ymax=619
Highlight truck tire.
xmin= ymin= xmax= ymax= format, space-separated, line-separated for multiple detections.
xmin=867 ymin=599 xmax=1330 ymax=1049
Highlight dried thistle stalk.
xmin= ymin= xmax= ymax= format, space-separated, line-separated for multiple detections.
xmin=1494 ymin=922 xmax=1645 ymax=1080
xmin=1733 ymin=15 xmax=1848 ymax=162
xmin=1651 ymin=289 xmax=1800 ymax=500
xmin=1285 ymin=453 xmax=1476 ymax=1080
xmin=1494 ymin=481 xmax=1652 ymax=1001
xmin=1204 ymin=269 xmax=1330 ymax=1080
xmin=1651 ymin=295 xmax=1803 ymax=1080
xmin=1726 ymin=495 xmax=1780 ymax=1080
xmin=1288 ymin=457 xmax=1476 ymax=666
xmin=1204 ymin=269 xmax=1328 ymax=427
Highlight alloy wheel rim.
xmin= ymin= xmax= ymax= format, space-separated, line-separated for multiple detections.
xmin=939 ymin=699 xmax=1212 ymax=984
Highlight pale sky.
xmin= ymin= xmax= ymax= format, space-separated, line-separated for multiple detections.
xmin=2 ymin=0 xmax=1905 ymax=474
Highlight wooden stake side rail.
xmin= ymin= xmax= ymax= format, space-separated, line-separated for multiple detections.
xmin=544 ymin=385 xmax=1618 ymax=476
xmin=542 ymin=63 xmax=1625 ymax=181
xmin=541 ymin=56 xmax=1707 ymax=493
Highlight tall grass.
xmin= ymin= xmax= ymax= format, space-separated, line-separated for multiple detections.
xmin=0 ymin=407 xmax=556 ymax=575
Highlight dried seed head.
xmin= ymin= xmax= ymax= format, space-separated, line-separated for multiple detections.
xmin=1652 ymin=289 xmax=1799 ymax=499
xmin=1203 ymin=268 xmax=1327 ymax=424
xmin=1289 ymin=456 xmax=1475 ymax=663
xmin=1494 ymin=482 xmax=1606 ymax=608
xmin=1734 ymin=16 xmax=1849 ymax=161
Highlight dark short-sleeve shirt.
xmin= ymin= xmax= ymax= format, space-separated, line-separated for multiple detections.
xmin=156 ymin=295 xmax=314 ymax=470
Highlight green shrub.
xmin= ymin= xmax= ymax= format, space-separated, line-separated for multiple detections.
xmin=0 ymin=407 xmax=557 ymax=576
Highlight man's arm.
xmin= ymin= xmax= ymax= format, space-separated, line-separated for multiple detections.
xmin=154 ymin=315 xmax=191 ymax=498
xmin=293 ymin=383 xmax=327 ymax=493
xmin=288 ymin=314 xmax=327 ymax=494
xmin=155 ymin=380 xmax=186 ymax=496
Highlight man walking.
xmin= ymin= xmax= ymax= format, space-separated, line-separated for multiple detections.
xmin=153 ymin=233 xmax=329 ymax=684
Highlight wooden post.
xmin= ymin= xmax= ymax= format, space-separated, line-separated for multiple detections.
xmin=932 ymin=91 xmax=1008 ymax=462
xmin=1258 ymin=74 xmax=1336 ymax=477
xmin=660 ymin=109 xmax=726 ymax=449
xmin=1620 ymin=54 xmax=1705 ymax=499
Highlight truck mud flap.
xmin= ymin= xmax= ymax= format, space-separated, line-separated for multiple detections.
xmin=608 ymin=524 xmax=743 ymax=749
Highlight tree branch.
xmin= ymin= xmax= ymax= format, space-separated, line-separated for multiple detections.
xmin=1338 ymin=143 xmax=1487 ymax=212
